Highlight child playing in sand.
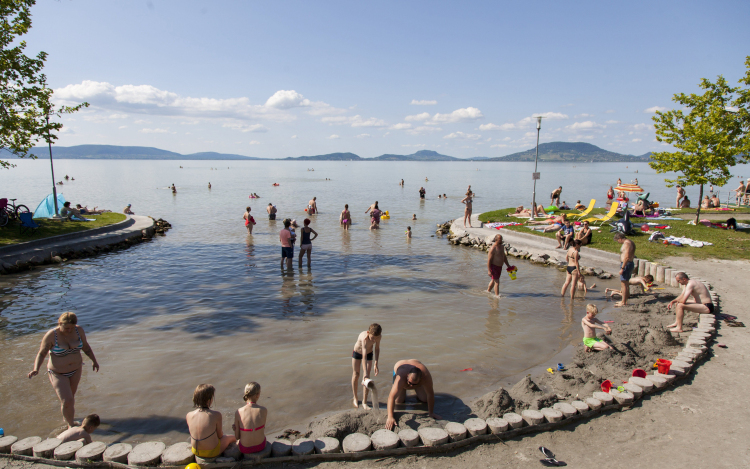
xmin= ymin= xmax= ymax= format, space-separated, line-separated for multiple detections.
xmin=57 ymin=414 xmax=100 ymax=444
xmin=351 ymin=324 xmax=382 ymax=409
xmin=576 ymin=275 xmax=596 ymax=295
xmin=605 ymin=274 xmax=653 ymax=298
xmin=582 ymin=304 xmax=612 ymax=352
xmin=406 ymin=226 xmax=412 ymax=238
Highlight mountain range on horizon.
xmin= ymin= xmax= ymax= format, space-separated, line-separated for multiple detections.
xmin=2 ymin=142 xmax=652 ymax=162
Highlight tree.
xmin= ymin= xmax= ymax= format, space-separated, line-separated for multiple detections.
xmin=1 ymin=0 xmax=87 ymax=169
xmin=734 ymin=56 xmax=750 ymax=160
xmin=650 ymin=63 xmax=746 ymax=224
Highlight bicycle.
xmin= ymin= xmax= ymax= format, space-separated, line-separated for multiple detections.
xmin=0 ymin=198 xmax=30 ymax=227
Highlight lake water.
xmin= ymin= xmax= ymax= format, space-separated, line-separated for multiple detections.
xmin=0 ymin=159 xmax=745 ymax=443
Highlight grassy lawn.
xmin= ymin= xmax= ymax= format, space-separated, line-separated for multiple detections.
xmin=479 ymin=207 xmax=750 ymax=261
xmin=0 ymin=213 xmax=128 ymax=246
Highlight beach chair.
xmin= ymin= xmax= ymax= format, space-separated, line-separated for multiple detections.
xmin=19 ymin=212 xmax=40 ymax=234
xmin=582 ymin=202 xmax=619 ymax=226
xmin=574 ymin=199 xmax=596 ymax=220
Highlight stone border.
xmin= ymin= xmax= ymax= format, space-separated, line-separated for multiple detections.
xmin=0 ymin=217 xmax=171 ymax=274
xmin=0 ymin=214 xmax=721 ymax=467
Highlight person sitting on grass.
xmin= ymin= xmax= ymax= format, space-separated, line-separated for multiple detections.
xmin=559 ymin=201 xmax=570 ymax=210
xmin=61 ymin=202 xmax=86 ymax=220
xmin=57 ymin=414 xmax=100 ymax=444
xmin=605 ymin=274 xmax=654 ymax=298
xmin=576 ymin=221 xmax=593 ymax=246
xmin=574 ymin=200 xmax=586 ymax=211
xmin=679 ymin=196 xmax=691 ymax=208
xmin=555 ymin=219 xmax=575 ymax=248
xmin=701 ymin=195 xmax=712 ymax=209
xmin=582 ymin=304 xmax=612 ymax=352
xmin=710 ymin=194 xmax=721 ymax=208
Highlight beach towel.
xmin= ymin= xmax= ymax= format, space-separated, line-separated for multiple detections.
xmin=485 ymin=222 xmax=523 ymax=229
xmin=664 ymin=236 xmax=714 ymax=248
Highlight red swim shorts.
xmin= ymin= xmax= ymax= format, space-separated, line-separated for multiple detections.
xmin=489 ymin=264 xmax=502 ymax=280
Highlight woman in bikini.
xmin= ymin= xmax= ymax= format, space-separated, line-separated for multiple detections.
xmin=560 ymin=239 xmax=582 ymax=299
xmin=243 ymin=207 xmax=256 ymax=234
xmin=233 ymin=382 xmax=268 ymax=455
xmin=340 ymin=204 xmax=352 ymax=230
xmin=28 ymin=312 xmax=99 ymax=428
xmin=461 ymin=191 xmax=473 ymax=228
xmin=187 ymin=384 xmax=235 ymax=459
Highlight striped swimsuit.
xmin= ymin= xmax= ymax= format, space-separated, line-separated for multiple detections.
xmin=48 ymin=328 xmax=83 ymax=378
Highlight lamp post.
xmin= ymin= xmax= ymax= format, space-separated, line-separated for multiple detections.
xmin=529 ymin=116 xmax=542 ymax=220
xmin=46 ymin=112 xmax=60 ymax=217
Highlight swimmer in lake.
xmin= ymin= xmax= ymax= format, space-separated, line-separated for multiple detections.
xmin=351 ymin=324 xmax=382 ymax=409
xmin=412 ymin=214 xmax=417 ymax=220
xmin=386 ymin=360 xmax=440 ymax=430
xmin=582 ymin=304 xmax=612 ymax=352
xmin=406 ymin=226 xmax=412 ymax=238
xmin=307 ymin=197 xmax=317 ymax=215
xmin=487 ymin=234 xmax=511 ymax=296
xmin=340 ymin=204 xmax=352 ymax=230
xmin=365 ymin=201 xmax=378 ymax=215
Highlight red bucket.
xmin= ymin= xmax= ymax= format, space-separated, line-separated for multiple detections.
xmin=632 ymin=369 xmax=647 ymax=378
xmin=656 ymin=359 xmax=672 ymax=374
xmin=600 ymin=380 xmax=613 ymax=393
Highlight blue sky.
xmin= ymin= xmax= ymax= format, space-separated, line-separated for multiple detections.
xmin=23 ymin=0 xmax=750 ymax=158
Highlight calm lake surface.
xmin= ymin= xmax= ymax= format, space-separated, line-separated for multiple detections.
xmin=0 ymin=159 xmax=745 ymax=442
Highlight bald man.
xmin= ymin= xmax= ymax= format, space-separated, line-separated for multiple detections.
xmin=386 ymin=360 xmax=440 ymax=430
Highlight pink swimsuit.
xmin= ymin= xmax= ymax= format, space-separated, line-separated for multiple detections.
xmin=238 ymin=425 xmax=266 ymax=454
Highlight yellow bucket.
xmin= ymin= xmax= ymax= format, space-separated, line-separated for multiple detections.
xmin=508 ymin=268 xmax=517 ymax=280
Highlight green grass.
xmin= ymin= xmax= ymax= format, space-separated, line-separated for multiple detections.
xmin=479 ymin=207 xmax=750 ymax=261
xmin=0 ymin=213 xmax=128 ymax=246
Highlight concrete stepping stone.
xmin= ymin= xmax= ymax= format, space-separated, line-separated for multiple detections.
xmin=585 ymin=397 xmax=603 ymax=410
xmin=54 ymin=440 xmax=83 ymax=461
xmin=161 ymin=442 xmax=194 ymax=466
xmin=540 ymin=408 xmax=563 ymax=423
xmin=243 ymin=441 xmax=272 ymax=460
xmin=503 ymin=412 xmax=524 ymax=429
xmin=610 ymin=390 xmax=635 ymax=406
xmin=314 ymin=437 xmax=341 ymax=454
xmin=444 ymin=422 xmax=467 ymax=442
xmin=0 ymin=436 xmax=18 ymax=454
xmin=216 ymin=457 xmax=235 ymax=463
xmin=371 ymin=429 xmax=400 ymax=450
xmin=687 ymin=338 xmax=707 ymax=348
xmin=33 ymin=438 xmax=62 ymax=458
xmin=271 ymin=439 xmax=292 ymax=457
xmin=194 ymin=456 xmax=216 ymax=465
xmin=222 ymin=442 xmax=241 ymax=461
xmin=629 ymin=377 xmax=655 ymax=393
xmin=654 ymin=371 xmax=677 ymax=383
xmin=291 ymin=438 xmax=315 ymax=456
xmin=128 ymin=441 xmax=166 ymax=466
xmin=691 ymin=332 xmax=710 ymax=340
xmin=552 ymin=403 xmax=577 ymax=419
xmin=103 ymin=443 xmax=132 ymax=463
xmin=571 ymin=401 xmax=590 ymax=413
xmin=485 ymin=417 xmax=508 ymax=434
xmin=592 ymin=392 xmax=615 ymax=406
xmin=646 ymin=373 xmax=668 ymax=389
xmin=521 ymin=410 xmax=544 ymax=426
xmin=622 ymin=382 xmax=643 ymax=399
xmin=76 ymin=441 xmax=107 ymax=463
xmin=343 ymin=433 xmax=372 ymax=452
xmin=11 ymin=436 xmax=42 ymax=455
xmin=671 ymin=359 xmax=691 ymax=371
xmin=418 ymin=427 xmax=449 ymax=447
xmin=397 ymin=429 xmax=420 ymax=448
xmin=676 ymin=353 xmax=696 ymax=364
xmin=464 ymin=418 xmax=488 ymax=436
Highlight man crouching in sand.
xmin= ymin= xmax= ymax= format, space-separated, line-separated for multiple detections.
xmin=386 ymin=360 xmax=440 ymax=430
xmin=667 ymin=272 xmax=715 ymax=332
xmin=487 ymin=234 xmax=511 ymax=296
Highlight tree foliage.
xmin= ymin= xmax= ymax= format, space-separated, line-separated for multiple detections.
xmin=0 ymin=0 xmax=87 ymax=169
xmin=650 ymin=57 xmax=749 ymax=223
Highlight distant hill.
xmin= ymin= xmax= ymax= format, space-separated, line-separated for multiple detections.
xmin=284 ymin=152 xmax=361 ymax=161
xmin=372 ymin=150 xmax=459 ymax=161
xmin=1 ymin=145 xmax=260 ymax=160
xmin=475 ymin=142 xmax=651 ymax=162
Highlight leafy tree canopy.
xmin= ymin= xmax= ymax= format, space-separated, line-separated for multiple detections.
xmin=0 ymin=0 xmax=87 ymax=169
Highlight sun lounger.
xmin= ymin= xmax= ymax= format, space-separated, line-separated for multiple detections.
xmin=574 ymin=199 xmax=596 ymax=220
xmin=582 ymin=202 xmax=619 ymax=226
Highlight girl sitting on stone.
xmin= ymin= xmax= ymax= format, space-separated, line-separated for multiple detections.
xmin=233 ymin=382 xmax=268 ymax=455
xmin=187 ymin=384 xmax=235 ymax=459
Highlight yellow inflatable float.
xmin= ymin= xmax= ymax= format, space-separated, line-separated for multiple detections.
xmin=380 ymin=210 xmax=390 ymax=220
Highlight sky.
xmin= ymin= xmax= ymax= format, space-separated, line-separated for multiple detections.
xmin=20 ymin=0 xmax=750 ymax=158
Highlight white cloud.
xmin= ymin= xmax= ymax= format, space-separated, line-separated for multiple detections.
xmin=407 ymin=126 xmax=442 ymax=135
xmin=390 ymin=123 xmax=412 ymax=130
xmin=503 ymin=137 xmax=511 ymax=141
xmin=405 ymin=107 xmax=484 ymax=125
xmin=109 ymin=113 xmax=128 ymax=119
xmin=402 ymin=143 xmax=427 ymax=148
xmin=291 ymin=135 xmax=298 ymax=139
xmin=222 ymin=123 xmax=268 ymax=133
xmin=327 ymin=134 xmax=340 ymax=139
xmin=410 ymin=100 xmax=437 ymax=105
xmin=134 ymin=119 xmax=151 ymax=124
xmin=356 ymin=133 xmax=371 ymax=138
xmin=443 ymin=131 xmax=481 ymax=140
xmin=632 ymin=123 xmax=650 ymax=131
xmin=645 ymin=106 xmax=667 ymax=113
xmin=118 ymin=125 xmax=127 ymax=129
xmin=140 ymin=128 xmax=168 ymax=133
xmin=565 ymin=121 xmax=605 ymax=130
xmin=632 ymin=138 xmax=642 ymax=142
xmin=264 ymin=90 xmax=311 ymax=109
xmin=321 ymin=115 xmax=387 ymax=128
xmin=605 ymin=110 xmax=615 ymax=114
xmin=575 ymin=113 xmax=593 ymax=118
xmin=605 ymin=120 xmax=619 ymax=124
xmin=405 ymin=112 xmax=432 ymax=122
xmin=249 ymin=140 xmax=261 ymax=145
xmin=479 ymin=122 xmax=516 ymax=131
xmin=491 ymin=144 xmax=508 ymax=148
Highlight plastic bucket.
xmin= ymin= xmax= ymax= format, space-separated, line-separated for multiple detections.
xmin=632 ymin=368 xmax=647 ymax=378
xmin=600 ymin=380 xmax=613 ymax=393
xmin=656 ymin=359 xmax=672 ymax=375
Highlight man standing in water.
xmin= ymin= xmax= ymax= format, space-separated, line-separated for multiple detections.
xmin=419 ymin=187 xmax=426 ymax=199
xmin=307 ymin=197 xmax=318 ymax=215
xmin=614 ymin=233 xmax=635 ymax=307
xmin=667 ymin=272 xmax=715 ymax=332
xmin=279 ymin=219 xmax=294 ymax=270
xmin=386 ymin=360 xmax=440 ymax=430
xmin=365 ymin=201 xmax=378 ymax=215
xmin=487 ymin=234 xmax=511 ymax=296
xmin=550 ymin=186 xmax=562 ymax=206
xmin=267 ymin=203 xmax=277 ymax=220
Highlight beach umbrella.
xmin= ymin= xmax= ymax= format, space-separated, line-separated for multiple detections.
xmin=615 ymin=183 xmax=644 ymax=193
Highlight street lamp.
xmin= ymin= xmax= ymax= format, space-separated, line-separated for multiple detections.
xmin=529 ymin=116 xmax=543 ymax=220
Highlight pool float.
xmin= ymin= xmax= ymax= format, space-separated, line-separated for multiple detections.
xmin=380 ymin=210 xmax=390 ymax=219
xmin=272 ymin=183 xmax=280 ymax=186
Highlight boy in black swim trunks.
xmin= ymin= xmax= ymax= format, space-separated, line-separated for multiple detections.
xmin=351 ymin=324 xmax=382 ymax=410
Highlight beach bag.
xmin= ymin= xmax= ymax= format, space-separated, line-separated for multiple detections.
xmin=649 ymin=231 xmax=665 ymax=242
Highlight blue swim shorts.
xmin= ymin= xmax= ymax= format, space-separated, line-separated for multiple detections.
xmin=281 ymin=247 xmax=294 ymax=258
xmin=620 ymin=261 xmax=635 ymax=282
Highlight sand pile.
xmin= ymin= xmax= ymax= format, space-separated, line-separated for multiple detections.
xmin=306 ymin=409 xmax=439 ymax=439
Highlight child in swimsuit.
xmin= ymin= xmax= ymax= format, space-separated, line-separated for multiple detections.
xmin=581 ymin=304 xmax=612 ymax=351
xmin=351 ymin=324 xmax=382 ymax=409
xmin=234 ymin=382 xmax=267 ymax=454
